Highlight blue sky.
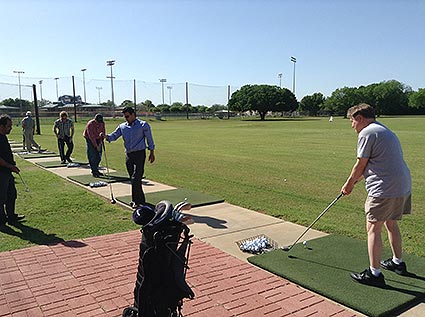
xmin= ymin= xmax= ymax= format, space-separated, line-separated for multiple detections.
xmin=1 ymin=0 xmax=424 ymax=105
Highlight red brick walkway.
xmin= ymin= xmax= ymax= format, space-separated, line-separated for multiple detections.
xmin=0 ymin=230 xmax=357 ymax=317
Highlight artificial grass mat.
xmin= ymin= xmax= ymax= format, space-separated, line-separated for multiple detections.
xmin=248 ymin=234 xmax=425 ymax=317
xmin=68 ymin=172 xmax=130 ymax=185
xmin=116 ymin=188 xmax=224 ymax=207
xmin=35 ymin=160 xmax=90 ymax=168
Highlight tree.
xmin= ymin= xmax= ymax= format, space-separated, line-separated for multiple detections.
xmin=228 ymin=85 xmax=298 ymax=120
xmin=299 ymin=93 xmax=325 ymax=116
xmin=120 ymin=100 xmax=134 ymax=108
xmin=324 ymin=87 xmax=364 ymax=116
xmin=409 ymin=88 xmax=425 ymax=113
xmin=372 ymin=80 xmax=410 ymax=115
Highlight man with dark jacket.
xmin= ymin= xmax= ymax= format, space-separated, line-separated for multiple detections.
xmin=0 ymin=114 xmax=25 ymax=226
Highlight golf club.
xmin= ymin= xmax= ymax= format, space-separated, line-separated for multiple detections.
xmin=282 ymin=192 xmax=343 ymax=252
xmin=102 ymin=141 xmax=117 ymax=204
xmin=18 ymin=173 xmax=30 ymax=192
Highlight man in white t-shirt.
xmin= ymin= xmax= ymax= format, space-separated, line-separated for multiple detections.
xmin=341 ymin=103 xmax=411 ymax=287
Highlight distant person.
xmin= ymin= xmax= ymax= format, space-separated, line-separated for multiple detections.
xmin=83 ymin=113 xmax=106 ymax=177
xmin=0 ymin=114 xmax=25 ymax=226
xmin=53 ymin=111 xmax=74 ymax=164
xmin=341 ymin=103 xmax=411 ymax=287
xmin=329 ymin=116 xmax=334 ymax=122
xmin=21 ymin=111 xmax=42 ymax=153
xmin=103 ymin=107 xmax=155 ymax=208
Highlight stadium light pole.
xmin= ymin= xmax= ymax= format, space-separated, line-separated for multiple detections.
xmin=291 ymin=56 xmax=297 ymax=94
xmin=38 ymin=80 xmax=43 ymax=106
xmin=167 ymin=86 xmax=172 ymax=105
xmin=81 ymin=68 xmax=87 ymax=104
xmin=106 ymin=60 xmax=116 ymax=113
xmin=96 ymin=86 xmax=102 ymax=104
xmin=13 ymin=70 xmax=24 ymax=113
xmin=278 ymin=73 xmax=283 ymax=88
xmin=159 ymin=79 xmax=167 ymax=105
xmin=54 ymin=77 xmax=59 ymax=100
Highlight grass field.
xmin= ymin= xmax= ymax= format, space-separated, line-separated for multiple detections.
xmin=3 ymin=115 xmax=425 ymax=256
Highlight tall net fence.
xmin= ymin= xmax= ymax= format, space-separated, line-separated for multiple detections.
xmin=0 ymin=73 xmax=240 ymax=118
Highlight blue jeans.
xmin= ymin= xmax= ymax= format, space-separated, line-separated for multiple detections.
xmin=86 ymin=138 xmax=102 ymax=175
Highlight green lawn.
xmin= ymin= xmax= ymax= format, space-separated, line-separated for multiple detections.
xmin=3 ymin=115 xmax=425 ymax=256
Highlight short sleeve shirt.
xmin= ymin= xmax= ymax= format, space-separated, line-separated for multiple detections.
xmin=357 ymin=122 xmax=411 ymax=197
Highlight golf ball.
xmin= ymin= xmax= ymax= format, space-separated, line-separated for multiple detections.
xmin=303 ymin=241 xmax=308 ymax=247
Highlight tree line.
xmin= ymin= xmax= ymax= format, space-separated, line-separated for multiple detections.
xmin=228 ymin=80 xmax=425 ymax=120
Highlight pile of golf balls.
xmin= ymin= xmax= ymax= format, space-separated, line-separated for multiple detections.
xmin=239 ymin=236 xmax=274 ymax=254
xmin=89 ymin=181 xmax=108 ymax=188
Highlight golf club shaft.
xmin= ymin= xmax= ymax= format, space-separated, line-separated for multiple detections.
xmin=286 ymin=193 xmax=343 ymax=251
xmin=18 ymin=173 xmax=30 ymax=192
xmin=102 ymin=142 xmax=115 ymax=201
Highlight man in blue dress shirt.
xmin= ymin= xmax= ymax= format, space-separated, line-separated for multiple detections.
xmin=105 ymin=107 xmax=155 ymax=207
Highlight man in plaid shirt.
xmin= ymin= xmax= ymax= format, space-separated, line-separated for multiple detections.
xmin=53 ymin=111 xmax=74 ymax=164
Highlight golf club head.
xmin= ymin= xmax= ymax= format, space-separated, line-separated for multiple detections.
xmin=111 ymin=199 xmax=116 ymax=204
xmin=281 ymin=246 xmax=291 ymax=252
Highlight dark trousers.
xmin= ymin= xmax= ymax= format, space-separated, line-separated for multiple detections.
xmin=0 ymin=172 xmax=17 ymax=224
xmin=86 ymin=138 xmax=102 ymax=175
xmin=126 ymin=150 xmax=146 ymax=205
xmin=58 ymin=136 xmax=74 ymax=161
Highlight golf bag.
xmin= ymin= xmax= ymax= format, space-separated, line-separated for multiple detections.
xmin=123 ymin=201 xmax=195 ymax=317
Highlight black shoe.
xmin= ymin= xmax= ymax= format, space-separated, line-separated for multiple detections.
xmin=8 ymin=215 xmax=25 ymax=224
xmin=380 ymin=258 xmax=407 ymax=275
xmin=61 ymin=160 xmax=67 ymax=164
xmin=350 ymin=268 xmax=386 ymax=287
xmin=129 ymin=201 xmax=140 ymax=209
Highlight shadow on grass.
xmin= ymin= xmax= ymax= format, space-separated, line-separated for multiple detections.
xmin=0 ymin=221 xmax=87 ymax=248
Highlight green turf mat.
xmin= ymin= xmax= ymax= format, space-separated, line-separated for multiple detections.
xmin=35 ymin=161 xmax=89 ymax=168
xmin=116 ymin=188 xmax=224 ymax=207
xmin=248 ymin=234 xmax=425 ymax=317
xmin=16 ymin=151 xmax=59 ymax=158
xmin=68 ymin=172 xmax=130 ymax=185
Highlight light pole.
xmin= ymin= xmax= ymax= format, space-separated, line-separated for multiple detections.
xmin=81 ymin=68 xmax=87 ymax=104
xmin=54 ymin=77 xmax=59 ymax=100
xmin=291 ymin=56 xmax=297 ymax=94
xmin=167 ymin=86 xmax=172 ymax=105
xmin=96 ymin=87 xmax=102 ymax=104
xmin=106 ymin=60 xmax=116 ymax=111
xmin=13 ymin=70 xmax=24 ymax=113
xmin=159 ymin=79 xmax=167 ymax=105
xmin=38 ymin=80 xmax=43 ymax=106
xmin=277 ymin=73 xmax=283 ymax=88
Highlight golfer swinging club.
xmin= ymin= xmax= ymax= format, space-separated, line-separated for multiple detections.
xmin=341 ymin=103 xmax=411 ymax=287
xmin=102 ymin=107 xmax=155 ymax=208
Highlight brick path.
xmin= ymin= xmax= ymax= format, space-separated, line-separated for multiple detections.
xmin=0 ymin=230 xmax=357 ymax=317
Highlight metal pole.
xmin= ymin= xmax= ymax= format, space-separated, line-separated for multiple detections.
xmin=54 ymin=77 xmax=59 ymax=100
xmin=278 ymin=73 xmax=282 ymax=88
xmin=227 ymin=85 xmax=230 ymax=119
xmin=185 ymin=82 xmax=189 ymax=120
xmin=291 ymin=56 xmax=297 ymax=94
xmin=13 ymin=70 xmax=24 ymax=114
xmin=106 ymin=60 xmax=116 ymax=116
xmin=133 ymin=79 xmax=137 ymax=113
xmin=32 ymin=84 xmax=41 ymax=135
xmin=159 ymin=79 xmax=166 ymax=104
xmin=72 ymin=76 xmax=77 ymax=123
xmin=38 ymin=80 xmax=43 ymax=106
xmin=81 ymin=68 xmax=87 ymax=104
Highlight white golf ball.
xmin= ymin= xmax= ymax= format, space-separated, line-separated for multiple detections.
xmin=303 ymin=241 xmax=308 ymax=247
